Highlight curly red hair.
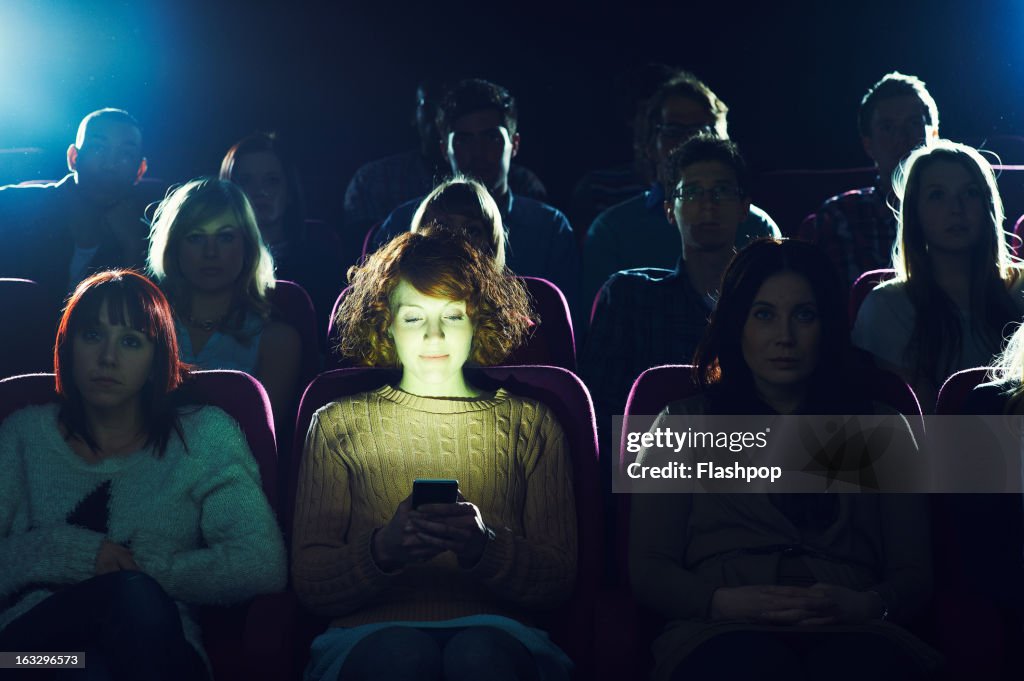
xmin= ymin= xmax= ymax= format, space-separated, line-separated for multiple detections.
xmin=335 ymin=231 xmax=534 ymax=366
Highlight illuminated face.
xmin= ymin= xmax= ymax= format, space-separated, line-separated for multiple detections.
xmin=915 ymin=159 xmax=987 ymax=255
xmin=389 ymin=279 xmax=474 ymax=396
xmin=445 ymin=110 xmax=518 ymax=195
xmin=862 ymin=94 xmax=931 ymax=182
xmin=665 ymin=161 xmax=749 ymax=254
xmin=176 ymin=208 xmax=247 ymax=294
xmin=653 ymin=96 xmax=717 ymax=172
xmin=72 ymin=119 xmax=144 ymax=204
xmin=72 ymin=300 xmax=155 ymax=413
xmin=230 ymin=152 xmax=289 ymax=236
xmin=741 ymin=272 xmax=822 ymax=400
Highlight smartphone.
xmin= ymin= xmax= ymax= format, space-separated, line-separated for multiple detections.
xmin=412 ymin=479 xmax=459 ymax=509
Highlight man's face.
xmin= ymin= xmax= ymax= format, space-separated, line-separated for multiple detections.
xmin=443 ymin=110 xmax=519 ymax=195
xmin=652 ymin=96 xmax=717 ymax=181
xmin=69 ymin=119 xmax=145 ymax=205
xmin=664 ymin=160 xmax=750 ymax=255
xmin=862 ymin=94 xmax=934 ymax=184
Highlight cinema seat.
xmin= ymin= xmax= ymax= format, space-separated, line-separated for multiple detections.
xmin=0 ymin=370 xmax=294 ymax=681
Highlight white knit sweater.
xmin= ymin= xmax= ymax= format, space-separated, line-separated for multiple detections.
xmin=0 ymin=403 xmax=287 ymax=660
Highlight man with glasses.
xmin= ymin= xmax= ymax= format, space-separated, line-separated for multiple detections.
xmin=800 ymin=72 xmax=939 ymax=289
xmin=581 ymin=73 xmax=779 ymax=321
xmin=580 ymin=135 xmax=753 ymax=436
xmin=0 ymin=108 xmax=156 ymax=318
xmin=373 ymin=78 xmax=579 ymax=311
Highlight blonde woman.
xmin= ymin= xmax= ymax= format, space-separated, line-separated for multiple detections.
xmin=147 ymin=177 xmax=300 ymax=424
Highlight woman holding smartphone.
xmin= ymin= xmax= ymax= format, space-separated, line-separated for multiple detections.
xmin=292 ymin=230 xmax=577 ymax=681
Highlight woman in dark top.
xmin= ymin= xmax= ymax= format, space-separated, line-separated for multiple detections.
xmin=220 ymin=132 xmax=345 ymax=332
xmin=629 ymin=239 xmax=938 ymax=680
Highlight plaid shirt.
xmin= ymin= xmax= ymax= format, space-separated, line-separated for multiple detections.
xmin=802 ymin=185 xmax=897 ymax=290
xmin=579 ymin=258 xmax=712 ymax=431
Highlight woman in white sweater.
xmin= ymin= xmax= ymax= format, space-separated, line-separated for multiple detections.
xmin=0 ymin=270 xmax=286 ymax=681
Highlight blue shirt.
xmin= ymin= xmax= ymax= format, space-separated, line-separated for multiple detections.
xmin=582 ymin=185 xmax=780 ymax=321
xmin=375 ymin=191 xmax=581 ymax=316
xmin=175 ymin=312 xmax=265 ymax=374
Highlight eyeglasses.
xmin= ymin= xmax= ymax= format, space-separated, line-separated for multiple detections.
xmin=657 ymin=123 xmax=715 ymax=142
xmin=671 ymin=185 xmax=745 ymax=205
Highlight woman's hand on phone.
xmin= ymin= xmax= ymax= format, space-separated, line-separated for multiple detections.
xmin=372 ymin=494 xmax=446 ymax=572
xmin=409 ymin=491 xmax=491 ymax=568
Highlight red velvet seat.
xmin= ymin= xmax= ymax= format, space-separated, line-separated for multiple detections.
xmin=849 ymin=267 xmax=896 ymax=325
xmin=0 ymin=370 xmax=293 ymax=681
xmin=287 ymin=365 xmax=601 ymax=679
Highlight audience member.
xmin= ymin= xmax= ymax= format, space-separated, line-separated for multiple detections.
xmin=569 ymin=62 xmax=680 ymax=231
xmin=220 ymin=131 xmax=345 ymax=329
xmin=0 ymin=270 xmax=286 ymax=680
xmin=344 ymin=78 xmax=546 ymax=257
xmin=580 ymin=135 xmax=754 ymax=428
xmin=582 ymin=73 xmax=780 ymax=316
xmin=410 ymin=176 xmax=507 ymax=269
xmin=630 ymin=239 xmax=938 ymax=681
xmin=293 ymin=230 xmax=577 ymax=681
xmin=852 ymin=140 xmax=1023 ymax=412
xmin=0 ymin=108 xmax=160 ymax=319
xmin=373 ymin=79 xmax=580 ymax=314
xmin=801 ymin=72 xmax=940 ymax=289
xmin=147 ymin=178 xmax=301 ymax=426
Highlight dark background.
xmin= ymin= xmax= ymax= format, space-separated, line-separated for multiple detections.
xmin=2 ymin=0 xmax=1022 ymax=224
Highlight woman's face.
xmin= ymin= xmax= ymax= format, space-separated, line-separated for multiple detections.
xmin=916 ymin=159 xmax=987 ymax=254
xmin=176 ymin=208 xmax=246 ymax=294
xmin=741 ymin=271 xmax=822 ymax=399
xmin=231 ymin=151 xmax=289 ymax=232
xmin=72 ymin=300 xmax=155 ymax=412
xmin=389 ymin=279 xmax=474 ymax=396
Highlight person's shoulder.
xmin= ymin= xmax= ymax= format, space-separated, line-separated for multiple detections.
xmin=605 ymin=266 xmax=676 ymax=291
xmin=312 ymin=389 xmax=386 ymax=422
xmin=351 ymin=150 xmax=419 ymax=180
xmin=380 ymin=196 xmax=422 ymax=232
xmin=963 ymin=379 xmax=1016 ymax=415
xmin=818 ymin=186 xmax=879 ymax=213
xmin=594 ymin=192 xmax=646 ymax=221
xmin=0 ymin=177 xmax=67 ymax=214
xmin=178 ymin=404 xmax=243 ymax=436
xmin=499 ymin=389 xmax=566 ymax=432
xmin=513 ymin=195 xmax=571 ymax=225
xmin=0 ymin=402 xmax=59 ymax=436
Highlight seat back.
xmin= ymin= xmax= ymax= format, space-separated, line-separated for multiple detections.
xmin=849 ymin=268 xmax=896 ymax=325
xmin=269 ymin=280 xmax=320 ymax=387
xmin=0 ymin=279 xmax=54 ymax=379
xmin=936 ymin=367 xmax=989 ymax=415
xmin=505 ymin=277 xmax=576 ymax=371
xmin=288 ymin=365 xmax=601 ymax=675
xmin=361 ymin=221 xmax=383 ymax=259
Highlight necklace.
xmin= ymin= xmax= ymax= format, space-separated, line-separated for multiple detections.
xmin=188 ymin=314 xmax=226 ymax=332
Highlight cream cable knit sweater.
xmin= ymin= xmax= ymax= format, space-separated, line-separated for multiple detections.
xmin=291 ymin=385 xmax=577 ymax=628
